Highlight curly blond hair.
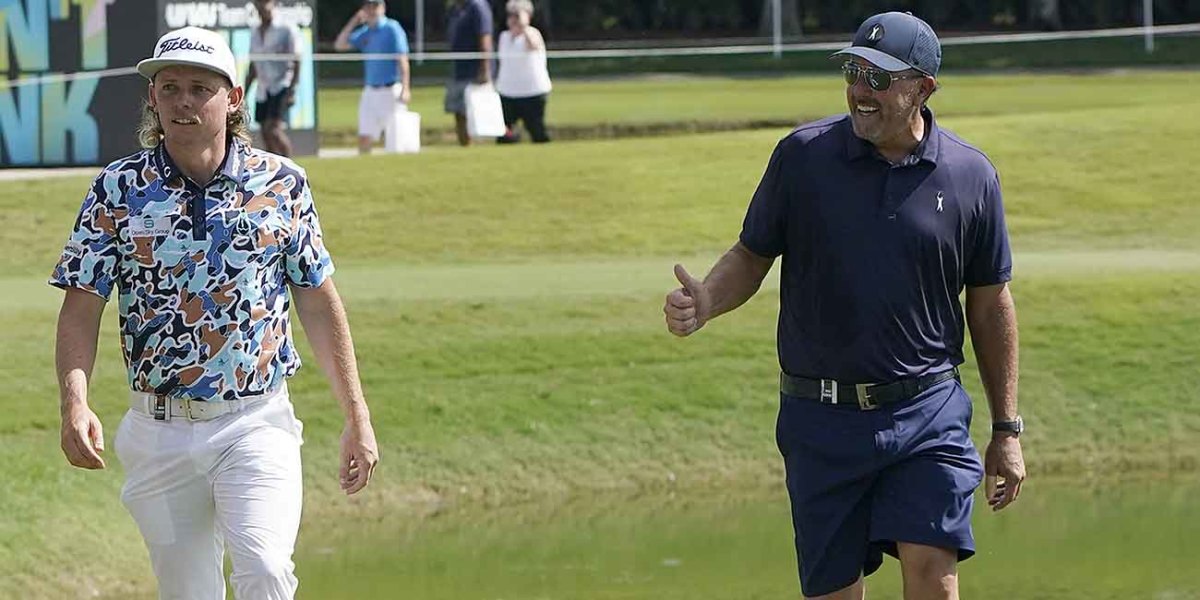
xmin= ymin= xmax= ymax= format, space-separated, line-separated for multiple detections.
xmin=137 ymin=100 xmax=252 ymax=149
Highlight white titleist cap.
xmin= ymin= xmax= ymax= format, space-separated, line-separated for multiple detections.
xmin=137 ymin=27 xmax=238 ymax=85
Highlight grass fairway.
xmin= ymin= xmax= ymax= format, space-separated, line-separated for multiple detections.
xmin=2 ymin=72 xmax=1199 ymax=597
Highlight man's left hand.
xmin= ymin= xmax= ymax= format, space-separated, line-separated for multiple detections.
xmin=285 ymin=88 xmax=296 ymax=107
xmin=339 ymin=417 xmax=379 ymax=495
xmin=400 ymin=88 xmax=412 ymax=104
xmin=984 ymin=434 xmax=1025 ymax=511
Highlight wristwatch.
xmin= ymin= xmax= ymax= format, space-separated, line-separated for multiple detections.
xmin=992 ymin=416 xmax=1024 ymax=436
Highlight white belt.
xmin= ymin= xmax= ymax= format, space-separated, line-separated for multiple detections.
xmin=129 ymin=390 xmax=273 ymax=422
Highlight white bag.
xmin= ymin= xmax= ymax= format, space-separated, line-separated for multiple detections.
xmin=385 ymin=110 xmax=421 ymax=154
xmin=465 ymin=83 xmax=506 ymax=138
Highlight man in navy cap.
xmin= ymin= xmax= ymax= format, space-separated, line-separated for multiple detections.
xmin=663 ymin=11 xmax=1025 ymax=599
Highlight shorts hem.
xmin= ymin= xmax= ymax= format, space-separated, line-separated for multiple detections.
xmin=802 ymin=573 xmax=864 ymax=598
xmin=870 ymin=533 xmax=976 ymax=561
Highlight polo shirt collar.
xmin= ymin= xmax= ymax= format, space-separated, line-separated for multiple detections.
xmin=154 ymin=138 xmax=247 ymax=187
xmin=844 ymin=107 xmax=941 ymax=166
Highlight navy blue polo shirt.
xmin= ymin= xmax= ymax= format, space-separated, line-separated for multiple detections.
xmin=448 ymin=0 xmax=493 ymax=81
xmin=740 ymin=108 xmax=1011 ymax=384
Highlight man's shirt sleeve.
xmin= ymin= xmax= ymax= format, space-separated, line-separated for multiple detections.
xmin=49 ymin=173 xmax=121 ymax=300
xmin=393 ymin=22 xmax=410 ymax=54
xmin=473 ymin=0 xmax=493 ymax=36
xmin=348 ymin=25 xmax=368 ymax=50
xmin=739 ymin=140 xmax=790 ymax=258
xmin=963 ymin=172 xmax=1013 ymax=287
xmin=284 ymin=173 xmax=336 ymax=288
xmin=286 ymin=25 xmax=302 ymax=55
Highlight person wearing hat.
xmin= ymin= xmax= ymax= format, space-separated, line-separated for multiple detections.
xmin=662 ymin=11 xmax=1024 ymax=599
xmin=51 ymin=26 xmax=379 ymax=600
xmin=334 ymin=0 xmax=412 ymax=154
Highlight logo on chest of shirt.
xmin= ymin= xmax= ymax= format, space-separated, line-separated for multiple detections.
xmin=129 ymin=214 xmax=174 ymax=237
xmin=232 ymin=213 xmax=255 ymax=240
xmin=936 ymin=191 xmax=945 ymax=213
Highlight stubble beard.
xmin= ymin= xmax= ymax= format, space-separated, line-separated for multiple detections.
xmin=851 ymin=89 xmax=921 ymax=147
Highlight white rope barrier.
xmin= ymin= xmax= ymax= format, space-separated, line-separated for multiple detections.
xmin=3 ymin=22 xmax=1197 ymax=88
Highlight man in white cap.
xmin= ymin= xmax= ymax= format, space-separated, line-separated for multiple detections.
xmin=51 ymin=26 xmax=379 ymax=600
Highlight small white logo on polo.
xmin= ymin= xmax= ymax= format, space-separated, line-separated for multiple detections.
xmin=867 ymin=24 xmax=885 ymax=42
xmin=936 ymin=191 xmax=944 ymax=212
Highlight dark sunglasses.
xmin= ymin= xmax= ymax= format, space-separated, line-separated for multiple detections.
xmin=841 ymin=61 xmax=925 ymax=92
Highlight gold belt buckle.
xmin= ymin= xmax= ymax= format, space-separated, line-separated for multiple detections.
xmin=183 ymin=398 xmax=200 ymax=421
xmin=856 ymin=384 xmax=879 ymax=411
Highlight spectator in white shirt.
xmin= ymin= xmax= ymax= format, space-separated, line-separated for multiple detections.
xmin=495 ymin=0 xmax=552 ymax=144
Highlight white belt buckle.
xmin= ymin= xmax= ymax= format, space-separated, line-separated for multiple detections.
xmin=151 ymin=395 xmax=171 ymax=421
xmin=820 ymin=379 xmax=838 ymax=404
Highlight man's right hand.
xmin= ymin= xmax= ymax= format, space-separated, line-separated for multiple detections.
xmin=61 ymin=404 xmax=106 ymax=470
xmin=664 ymin=264 xmax=709 ymax=337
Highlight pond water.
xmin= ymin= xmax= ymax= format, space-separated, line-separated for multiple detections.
xmin=292 ymin=477 xmax=1200 ymax=599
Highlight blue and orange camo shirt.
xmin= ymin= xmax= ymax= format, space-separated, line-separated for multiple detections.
xmin=50 ymin=140 xmax=335 ymax=401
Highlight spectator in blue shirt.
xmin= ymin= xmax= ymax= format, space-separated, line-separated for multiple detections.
xmin=335 ymin=0 xmax=411 ymax=154
xmin=445 ymin=0 xmax=494 ymax=146
xmin=663 ymin=11 xmax=1025 ymax=600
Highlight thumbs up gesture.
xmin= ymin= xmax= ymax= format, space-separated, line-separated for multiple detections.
xmin=664 ymin=264 xmax=710 ymax=337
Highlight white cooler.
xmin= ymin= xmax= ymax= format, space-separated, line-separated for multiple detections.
xmin=385 ymin=110 xmax=421 ymax=154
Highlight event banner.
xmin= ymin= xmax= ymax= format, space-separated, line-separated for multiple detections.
xmin=1 ymin=0 xmax=318 ymax=168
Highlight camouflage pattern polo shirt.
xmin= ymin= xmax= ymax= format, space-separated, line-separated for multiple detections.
xmin=50 ymin=140 xmax=335 ymax=401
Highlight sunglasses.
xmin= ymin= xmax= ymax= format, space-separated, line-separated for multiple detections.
xmin=841 ymin=62 xmax=926 ymax=92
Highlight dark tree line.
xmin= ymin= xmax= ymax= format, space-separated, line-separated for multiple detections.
xmin=315 ymin=0 xmax=1200 ymax=43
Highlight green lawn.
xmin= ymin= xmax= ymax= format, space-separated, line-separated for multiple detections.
xmin=315 ymin=70 xmax=1200 ymax=144
xmin=2 ymin=72 xmax=1199 ymax=597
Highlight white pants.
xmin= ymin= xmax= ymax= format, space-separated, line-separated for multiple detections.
xmin=358 ymin=84 xmax=407 ymax=141
xmin=114 ymin=386 xmax=304 ymax=600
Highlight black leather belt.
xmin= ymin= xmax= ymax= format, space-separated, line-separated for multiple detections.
xmin=780 ymin=367 xmax=959 ymax=411
xmin=369 ymin=81 xmax=397 ymax=88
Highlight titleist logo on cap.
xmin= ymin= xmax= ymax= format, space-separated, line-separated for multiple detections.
xmin=158 ymin=37 xmax=215 ymax=56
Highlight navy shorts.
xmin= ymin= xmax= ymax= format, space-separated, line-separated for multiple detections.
xmin=775 ymin=375 xmax=984 ymax=597
xmin=255 ymin=90 xmax=289 ymax=124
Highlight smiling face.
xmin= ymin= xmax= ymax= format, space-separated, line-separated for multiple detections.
xmin=844 ymin=57 xmax=932 ymax=150
xmin=148 ymin=65 xmax=242 ymax=145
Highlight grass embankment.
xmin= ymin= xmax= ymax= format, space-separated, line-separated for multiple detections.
xmin=315 ymin=70 xmax=1200 ymax=146
xmin=1 ymin=74 xmax=1198 ymax=597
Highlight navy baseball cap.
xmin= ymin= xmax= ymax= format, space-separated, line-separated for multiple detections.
xmin=832 ymin=12 xmax=941 ymax=76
